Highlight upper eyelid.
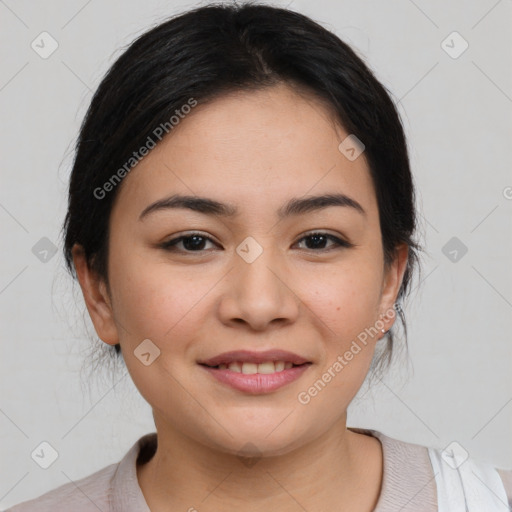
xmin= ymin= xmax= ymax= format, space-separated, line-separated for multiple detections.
xmin=168 ymin=228 xmax=346 ymax=238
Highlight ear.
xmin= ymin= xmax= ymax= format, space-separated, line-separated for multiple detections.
xmin=72 ymin=244 xmax=119 ymax=346
xmin=378 ymin=243 xmax=409 ymax=333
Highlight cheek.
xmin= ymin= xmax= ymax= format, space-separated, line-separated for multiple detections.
xmin=108 ymin=253 xmax=217 ymax=348
xmin=293 ymin=256 xmax=384 ymax=399
xmin=298 ymin=258 xmax=383 ymax=337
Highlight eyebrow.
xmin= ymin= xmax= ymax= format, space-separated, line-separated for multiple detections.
xmin=138 ymin=192 xmax=366 ymax=221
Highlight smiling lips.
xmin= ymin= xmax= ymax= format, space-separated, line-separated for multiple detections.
xmin=217 ymin=360 xmax=294 ymax=374
xmin=198 ymin=349 xmax=312 ymax=394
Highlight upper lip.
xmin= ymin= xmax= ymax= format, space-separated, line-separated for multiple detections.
xmin=198 ymin=350 xmax=311 ymax=367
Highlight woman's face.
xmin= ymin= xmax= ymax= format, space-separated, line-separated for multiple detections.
xmin=75 ymin=83 xmax=407 ymax=456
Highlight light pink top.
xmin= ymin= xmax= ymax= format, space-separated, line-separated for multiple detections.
xmin=5 ymin=427 xmax=512 ymax=511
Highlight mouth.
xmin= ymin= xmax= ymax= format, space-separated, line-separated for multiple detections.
xmin=198 ymin=349 xmax=311 ymax=371
xmin=197 ymin=350 xmax=312 ymax=394
xmin=200 ymin=360 xmax=308 ymax=374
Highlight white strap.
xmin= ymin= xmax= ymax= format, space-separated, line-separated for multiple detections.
xmin=428 ymin=446 xmax=509 ymax=511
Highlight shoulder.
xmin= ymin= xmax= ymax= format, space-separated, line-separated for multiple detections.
xmin=427 ymin=443 xmax=512 ymax=510
xmin=351 ymin=427 xmax=512 ymax=511
xmin=3 ymin=462 xmax=119 ymax=512
xmin=495 ymin=467 xmax=512 ymax=506
xmin=4 ymin=433 xmax=156 ymax=512
xmin=352 ymin=427 xmax=439 ymax=511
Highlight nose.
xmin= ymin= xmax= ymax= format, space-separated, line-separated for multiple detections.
xmin=217 ymin=243 xmax=300 ymax=332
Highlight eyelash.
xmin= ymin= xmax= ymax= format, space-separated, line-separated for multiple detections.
xmin=160 ymin=231 xmax=354 ymax=254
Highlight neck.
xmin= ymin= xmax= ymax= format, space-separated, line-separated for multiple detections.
xmin=137 ymin=417 xmax=383 ymax=512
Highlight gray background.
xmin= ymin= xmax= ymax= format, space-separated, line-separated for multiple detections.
xmin=1 ymin=0 xmax=511 ymax=507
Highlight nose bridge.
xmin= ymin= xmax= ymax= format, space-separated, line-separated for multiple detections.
xmin=221 ymin=235 xmax=299 ymax=329
xmin=238 ymin=241 xmax=279 ymax=290
xmin=236 ymin=235 xmax=284 ymax=299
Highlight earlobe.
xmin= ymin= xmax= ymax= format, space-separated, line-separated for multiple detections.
xmin=71 ymin=244 xmax=119 ymax=346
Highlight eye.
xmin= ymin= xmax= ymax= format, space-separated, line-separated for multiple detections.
xmin=160 ymin=230 xmax=353 ymax=254
xmin=295 ymin=232 xmax=353 ymax=251
xmin=160 ymin=232 xmax=218 ymax=253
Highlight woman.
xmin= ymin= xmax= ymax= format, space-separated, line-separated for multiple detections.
xmin=6 ymin=2 xmax=511 ymax=511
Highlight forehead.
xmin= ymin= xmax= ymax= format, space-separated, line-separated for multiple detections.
xmin=112 ymin=83 xmax=378 ymax=222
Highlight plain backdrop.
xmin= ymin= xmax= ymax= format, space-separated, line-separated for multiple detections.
xmin=1 ymin=0 xmax=511 ymax=507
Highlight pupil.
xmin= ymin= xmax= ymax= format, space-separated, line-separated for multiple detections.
xmin=308 ymin=234 xmax=326 ymax=249
xmin=184 ymin=235 xmax=205 ymax=251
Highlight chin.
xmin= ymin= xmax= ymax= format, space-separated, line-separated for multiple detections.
xmin=205 ymin=420 xmax=314 ymax=459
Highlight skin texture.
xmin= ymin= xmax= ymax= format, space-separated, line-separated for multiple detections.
xmin=73 ymin=82 xmax=408 ymax=511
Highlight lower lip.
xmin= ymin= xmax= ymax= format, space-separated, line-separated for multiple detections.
xmin=200 ymin=364 xmax=311 ymax=394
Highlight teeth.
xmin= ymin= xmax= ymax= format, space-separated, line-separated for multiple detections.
xmin=216 ymin=361 xmax=298 ymax=374
xmin=227 ymin=361 xmax=241 ymax=372
xmin=241 ymin=362 xmax=258 ymax=374
xmin=257 ymin=361 xmax=276 ymax=374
